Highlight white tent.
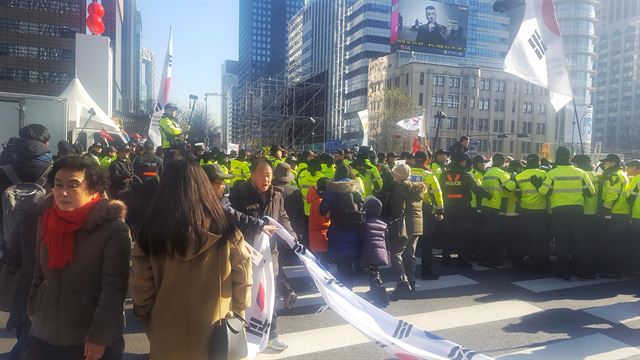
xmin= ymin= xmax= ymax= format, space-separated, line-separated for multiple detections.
xmin=59 ymin=78 xmax=120 ymax=132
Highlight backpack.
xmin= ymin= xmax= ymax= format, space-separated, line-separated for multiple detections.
xmin=0 ymin=165 xmax=51 ymax=311
xmin=332 ymin=191 xmax=365 ymax=232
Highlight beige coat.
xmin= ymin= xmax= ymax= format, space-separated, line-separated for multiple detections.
xmin=130 ymin=229 xmax=253 ymax=360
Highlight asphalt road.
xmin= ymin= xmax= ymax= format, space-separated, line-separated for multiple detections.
xmin=1 ymin=256 xmax=639 ymax=360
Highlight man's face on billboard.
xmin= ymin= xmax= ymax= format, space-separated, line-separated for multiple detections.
xmin=426 ymin=7 xmax=437 ymax=23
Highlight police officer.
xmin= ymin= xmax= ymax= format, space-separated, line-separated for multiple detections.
xmin=510 ymin=154 xmax=549 ymax=273
xmin=469 ymin=155 xmax=488 ymax=258
xmin=109 ymin=144 xmax=141 ymax=199
xmin=573 ymin=154 xmax=600 ymax=278
xmin=159 ymin=103 xmax=188 ymax=163
xmin=133 ymin=141 xmax=163 ymax=183
xmin=351 ymin=147 xmax=383 ymax=197
xmin=480 ymin=153 xmax=512 ymax=267
xmin=410 ymin=151 xmax=443 ymax=279
xmin=531 ymin=146 xmax=595 ymax=280
xmin=229 ymin=149 xmax=251 ymax=187
xmin=598 ymin=153 xmax=630 ymax=279
xmin=440 ymin=153 xmax=490 ymax=268
xmin=431 ymin=149 xmax=449 ymax=179
xmin=626 ymin=160 xmax=640 ymax=276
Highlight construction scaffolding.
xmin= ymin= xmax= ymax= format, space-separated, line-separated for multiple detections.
xmin=235 ymin=68 xmax=326 ymax=150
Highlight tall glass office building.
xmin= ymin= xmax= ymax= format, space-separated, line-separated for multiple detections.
xmin=555 ymin=0 xmax=597 ymax=151
xmin=592 ymin=0 xmax=640 ymax=155
xmin=238 ymin=0 xmax=304 ymax=87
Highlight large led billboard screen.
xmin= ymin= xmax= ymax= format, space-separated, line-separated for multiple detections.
xmin=391 ymin=0 xmax=469 ymax=57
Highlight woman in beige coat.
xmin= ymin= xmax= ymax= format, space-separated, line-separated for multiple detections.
xmin=130 ymin=157 xmax=252 ymax=360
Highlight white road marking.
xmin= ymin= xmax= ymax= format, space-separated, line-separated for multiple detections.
xmin=259 ymin=300 xmax=542 ymax=359
xmin=497 ymin=333 xmax=640 ymax=360
xmin=512 ymin=276 xmax=625 ymax=293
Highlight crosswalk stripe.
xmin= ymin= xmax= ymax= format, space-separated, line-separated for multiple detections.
xmin=496 ymin=333 xmax=640 ymax=359
xmin=583 ymin=301 xmax=640 ymax=329
xmin=258 ymin=300 xmax=542 ymax=359
xmin=511 ymin=276 xmax=626 ymax=293
xmin=276 ymin=275 xmax=478 ymax=310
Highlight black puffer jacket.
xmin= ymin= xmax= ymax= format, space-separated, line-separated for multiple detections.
xmin=229 ymin=180 xmax=296 ymax=245
xmin=0 ymin=138 xmax=52 ymax=234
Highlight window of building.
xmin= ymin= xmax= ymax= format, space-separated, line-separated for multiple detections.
xmin=493 ymin=119 xmax=504 ymax=133
xmin=511 ymin=120 xmax=515 ymax=133
xmin=480 ymin=78 xmax=491 ymax=91
xmin=495 ymin=80 xmax=505 ymax=92
xmin=448 ymin=95 xmax=460 ymax=108
xmin=538 ymin=87 xmax=547 ymax=96
xmin=470 ymin=117 xmax=475 ymax=131
xmin=470 ymin=77 xmax=476 ymax=88
xmin=536 ymin=104 xmax=546 ymax=115
xmin=536 ymin=123 xmax=546 ymax=135
xmin=432 ymin=94 xmax=443 ymax=106
xmin=509 ymin=141 xmax=514 ymax=153
xmin=525 ymin=83 xmax=533 ymax=95
xmin=522 ymin=102 xmax=533 ymax=113
xmin=522 ymin=122 xmax=532 ymax=134
xmin=513 ymin=83 xmax=518 ymax=94
xmin=462 ymin=117 xmax=468 ymax=130
xmin=406 ymin=73 xmax=409 ymax=87
xmin=494 ymin=99 xmax=505 ymax=112
xmin=419 ymin=72 xmax=424 ymax=85
xmin=418 ymin=93 xmax=424 ymax=106
xmin=448 ymin=76 xmax=461 ymax=88
xmin=470 ymin=96 xmax=475 ymax=109
xmin=479 ymin=98 xmax=490 ymax=110
xmin=447 ymin=117 xmax=459 ymax=130
xmin=434 ymin=75 xmax=445 ymax=86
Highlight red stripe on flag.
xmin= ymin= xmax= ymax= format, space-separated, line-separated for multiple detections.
xmin=257 ymin=282 xmax=265 ymax=311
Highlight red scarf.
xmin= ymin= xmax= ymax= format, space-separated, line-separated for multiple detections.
xmin=42 ymin=195 xmax=101 ymax=270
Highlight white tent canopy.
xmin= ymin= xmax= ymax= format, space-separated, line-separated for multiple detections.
xmin=59 ymin=78 xmax=120 ymax=132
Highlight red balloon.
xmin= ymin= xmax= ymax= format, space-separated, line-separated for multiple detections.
xmin=87 ymin=2 xmax=105 ymax=17
xmin=86 ymin=14 xmax=105 ymax=35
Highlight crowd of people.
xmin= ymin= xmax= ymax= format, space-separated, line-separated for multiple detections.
xmin=1 ymin=115 xmax=639 ymax=359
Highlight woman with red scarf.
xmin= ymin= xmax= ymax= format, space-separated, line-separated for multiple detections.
xmin=25 ymin=156 xmax=131 ymax=360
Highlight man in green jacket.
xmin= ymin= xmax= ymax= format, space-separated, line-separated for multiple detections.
xmin=531 ymin=146 xmax=595 ymax=280
xmin=159 ymin=103 xmax=188 ymax=162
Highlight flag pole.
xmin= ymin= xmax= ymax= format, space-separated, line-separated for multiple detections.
xmin=571 ymin=99 xmax=585 ymax=154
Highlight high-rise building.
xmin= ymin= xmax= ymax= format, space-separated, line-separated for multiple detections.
xmin=236 ymin=0 xmax=304 ymax=147
xmin=555 ymin=0 xmax=597 ymax=152
xmin=328 ymin=0 xmax=391 ymax=146
xmin=221 ymin=60 xmax=239 ymax=148
xmin=593 ymin=0 xmax=639 ymax=155
xmin=238 ymin=0 xmax=304 ymax=87
xmin=122 ymin=0 xmax=141 ymax=113
xmin=0 ymin=0 xmax=85 ymax=96
xmin=368 ymin=53 xmax=557 ymax=158
xmin=287 ymin=0 xmax=336 ymax=82
xmin=102 ymin=0 xmax=124 ymax=112
xmin=140 ymin=48 xmax=155 ymax=114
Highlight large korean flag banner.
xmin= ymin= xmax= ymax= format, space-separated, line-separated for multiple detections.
xmin=264 ymin=217 xmax=493 ymax=360
xmin=504 ymin=0 xmax=573 ymax=111
xmin=246 ymin=233 xmax=275 ymax=359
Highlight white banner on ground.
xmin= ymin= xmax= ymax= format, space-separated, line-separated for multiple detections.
xmin=264 ymin=216 xmax=493 ymax=360
xmin=246 ymin=233 xmax=275 ymax=359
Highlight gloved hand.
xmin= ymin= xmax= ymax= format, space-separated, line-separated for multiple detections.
xmin=510 ymin=172 xmax=517 ymax=181
xmin=530 ymin=175 xmax=543 ymax=189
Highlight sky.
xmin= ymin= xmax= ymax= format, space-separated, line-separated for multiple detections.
xmin=137 ymin=0 xmax=239 ymax=125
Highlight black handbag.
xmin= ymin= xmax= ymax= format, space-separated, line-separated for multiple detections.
xmin=210 ymin=313 xmax=249 ymax=360
xmin=209 ymin=248 xmax=249 ymax=360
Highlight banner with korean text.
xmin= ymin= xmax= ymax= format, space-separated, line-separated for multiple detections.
xmin=264 ymin=217 xmax=493 ymax=360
